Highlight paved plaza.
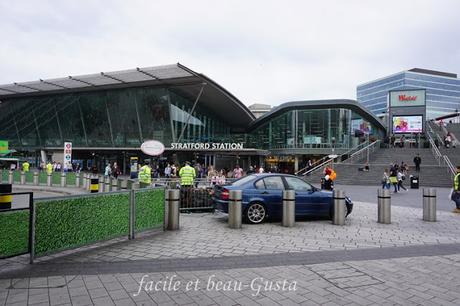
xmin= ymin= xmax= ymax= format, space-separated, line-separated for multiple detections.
xmin=1 ymin=194 xmax=460 ymax=305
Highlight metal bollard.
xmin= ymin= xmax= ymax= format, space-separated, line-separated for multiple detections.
xmin=99 ymin=176 xmax=105 ymax=192
xmin=8 ymin=170 xmax=13 ymax=184
xmin=119 ymin=178 xmax=128 ymax=190
xmin=333 ymin=190 xmax=346 ymax=225
xmin=20 ymin=171 xmax=26 ymax=185
xmin=111 ymin=178 xmax=118 ymax=191
xmin=166 ymin=189 xmax=180 ymax=230
xmin=228 ymin=190 xmax=242 ymax=229
xmin=60 ymin=172 xmax=66 ymax=187
xmin=75 ymin=173 xmax=80 ymax=188
xmin=377 ymin=189 xmax=391 ymax=224
xmin=127 ymin=179 xmax=134 ymax=190
xmin=83 ymin=173 xmax=88 ymax=189
xmin=33 ymin=171 xmax=39 ymax=186
xmin=47 ymin=174 xmax=52 ymax=187
xmin=105 ymin=176 xmax=111 ymax=192
xmin=90 ymin=177 xmax=99 ymax=193
xmin=0 ymin=183 xmax=12 ymax=210
xmin=282 ymin=190 xmax=295 ymax=227
xmin=132 ymin=182 xmax=140 ymax=190
xmin=423 ymin=188 xmax=436 ymax=222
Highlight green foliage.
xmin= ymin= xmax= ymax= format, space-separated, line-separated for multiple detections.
xmin=39 ymin=172 xmax=47 ymax=184
xmin=66 ymin=173 xmax=76 ymax=186
xmin=0 ymin=210 xmax=29 ymax=258
xmin=25 ymin=172 xmax=34 ymax=183
xmin=1 ymin=170 xmax=7 ymax=182
xmin=35 ymin=193 xmax=129 ymax=256
xmin=13 ymin=171 xmax=20 ymax=182
xmin=52 ymin=172 xmax=61 ymax=185
xmin=135 ymin=189 xmax=165 ymax=232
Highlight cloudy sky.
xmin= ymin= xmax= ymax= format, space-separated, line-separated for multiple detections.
xmin=1 ymin=0 xmax=459 ymax=106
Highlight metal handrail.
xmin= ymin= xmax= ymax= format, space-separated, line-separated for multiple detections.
xmin=301 ymin=158 xmax=333 ymax=176
xmin=295 ymin=155 xmax=329 ymax=175
xmin=346 ymin=140 xmax=381 ymax=164
xmin=443 ymin=155 xmax=456 ymax=178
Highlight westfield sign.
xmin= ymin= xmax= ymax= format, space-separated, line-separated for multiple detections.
xmin=398 ymin=95 xmax=417 ymax=101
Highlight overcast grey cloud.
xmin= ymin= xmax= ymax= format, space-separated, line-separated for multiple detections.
xmin=1 ymin=0 xmax=460 ymax=106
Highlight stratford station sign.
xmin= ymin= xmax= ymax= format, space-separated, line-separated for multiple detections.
xmin=170 ymin=143 xmax=244 ymax=150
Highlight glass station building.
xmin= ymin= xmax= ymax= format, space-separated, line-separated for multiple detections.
xmin=0 ymin=64 xmax=385 ymax=173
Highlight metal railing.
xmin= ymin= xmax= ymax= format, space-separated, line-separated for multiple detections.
xmin=426 ymin=125 xmax=456 ymax=178
xmin=300 ymin=158 xmax=334 ymax=176
xmin=295 ymin=155 xmax=330 ymax=175
xmin=345 ymin=140 xmax=381 ymax=164
xmin=443 ymin=155 xmax=456 ymax=178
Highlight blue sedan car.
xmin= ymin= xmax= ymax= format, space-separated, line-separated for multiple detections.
xmin=213 ymin=173 xmax=353 ymax=224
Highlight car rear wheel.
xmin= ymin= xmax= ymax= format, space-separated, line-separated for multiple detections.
xmin=245 ymin=203 xmax=267 ymax=224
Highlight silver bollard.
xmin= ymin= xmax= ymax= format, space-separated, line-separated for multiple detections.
xmin=83 ymin=173 xmax=89 ymax=189
xmin=60 ymin=172 xmax=66 ymax=187
xmin=378 ymin=189 xmax=391 ymax=224
xmin=166 ymin=189 xmax=180 ymax=230
xmin=47 ymin=174 xmax=52 ymax=186
xmin=105 ymin=176 xmax=111 ymax=192
xmin=119 ymin=178 xmax=128 ymax=190
xmin=33 ymin=171 xmax=39 ymax=186
xmin=99 ymin=176 xmax=105 ymax=192
xmin=228 ymin=190 xmax=242 ymax=229
xmin=75 ymin=173 xmax=80 ymax=187
xmin=8 ymin=170 xmax=13 ymax=184
xmin=20 ymin=171 xmax=26 ymax=185
xmin=423 ymin=188 xmax=436 ymax=222
xmin=333 ymin=190 xmax=346 ymax=225
xmin=282 ymin=190 xmax=295 ymax=227
xmin=111 ymin=178 xmax=118 ymax=191
xmin=132 ymin=182 xmax=140 ymax=190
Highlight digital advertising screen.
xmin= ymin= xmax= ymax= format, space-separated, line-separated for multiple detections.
xmin=392 ymin=116 xmax=423 ymax=134
xmin=351 ymin=119 xmax=372 ymax=134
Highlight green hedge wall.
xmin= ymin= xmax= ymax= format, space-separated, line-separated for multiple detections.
xmin=35 ymin=193 xmax=129 ymax=256
xmin=66 ymin=173 xmax=76 ymax=186
xmin=1 ymin=170 xmax=7 ymax=182
xmin=39 ymin=172 xmax=47 ymax=184
xmin=135 ymin=189 xmax=165 ymax=232
xmin=13 ymin=171 xmax=20 ymax=182
xmin=0 ymin=210 xmax=29 ymax=258
xmin=25 ymin=172 xmax=34 ymax=183
xmin=51 ymin=173 xmax=61 ymax=186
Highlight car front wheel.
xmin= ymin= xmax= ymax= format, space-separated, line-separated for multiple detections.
xmin=245 ymin=203 xmax=267 ymax=224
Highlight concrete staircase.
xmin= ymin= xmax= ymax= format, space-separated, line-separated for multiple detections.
xmin=304 ymin=148 xmax=453 ymax=187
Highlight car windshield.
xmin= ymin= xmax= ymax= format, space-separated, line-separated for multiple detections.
xmin=231 ymin=175 xmax=257 ymax=186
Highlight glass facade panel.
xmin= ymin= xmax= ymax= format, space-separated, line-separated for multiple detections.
xmin=358 ymin=71 xmax=460 ymax=119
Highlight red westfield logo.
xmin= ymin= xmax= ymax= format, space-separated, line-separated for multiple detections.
xmin=398 ymin=95 xmax=417 ymax=101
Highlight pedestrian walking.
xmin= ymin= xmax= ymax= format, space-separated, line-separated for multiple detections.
xmin=413 ymin=154 xmax=421 ymax=172
xmin=164 ymin=163 xmax=172 ymax=178
xmin=104 ymin=162 xmax=112 ymax=177
xmin=397 ymin=170 xmax=407 ymax=191
xmin=382 ymin=169 xmax=390 ymax=189
xmin=233 ymin=165 xmax=243 ymax=179
xmin=389 ymin=167 xmax=398 ymax=193
xmin=451 ymin=165 xmax=460 ymax=213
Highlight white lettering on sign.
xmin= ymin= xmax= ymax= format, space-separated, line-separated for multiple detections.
xmin=170 ymin=143 xmax=244 ymax=150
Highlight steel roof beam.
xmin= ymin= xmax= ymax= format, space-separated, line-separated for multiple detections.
xmin=136 ymin=67 xmax=160 ymax=80
xmin=40 ymin=79 xmax=69 ymax=89
xmin=101 ymin=72 xmax=125 ymax=83
xmin=69 ymin=76 xmax=96 ymax=86
xmin=0 ymin=87 xmax=20 ymax=94
xmin=14 ymin=82 xmax=41 ymax=91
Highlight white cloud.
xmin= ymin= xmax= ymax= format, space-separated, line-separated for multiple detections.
xmin=1 ymin=0 xmax=459 ymax=106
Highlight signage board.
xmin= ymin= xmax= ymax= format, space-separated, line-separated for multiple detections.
xmin=351 ymin=119 xmax=372 ymax=134
xmin=389 ymin=89 xmax=426 ymax=107
xmin=170 ymin=143 xmax=244 ymax=150
xmin=0 ymin=140 xmax=8 ymax=154
xmin=141 ymin=140 xmax=165 ymax=156
xmin=63 ymin=142 xmax=72 ymax=170
xmin=392 ymin=116 xmax=423 ymax=133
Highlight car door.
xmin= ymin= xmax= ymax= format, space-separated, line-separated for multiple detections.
xmin=284 ymin=176 xmax=329 ymax=216
xmin=257 ymin=176 xmax=285 ymax=217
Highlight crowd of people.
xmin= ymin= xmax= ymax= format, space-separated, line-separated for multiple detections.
xmin=382 ymin=161 xmax=409 ymax=193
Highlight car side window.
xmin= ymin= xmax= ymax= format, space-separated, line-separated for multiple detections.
xmin=254 ymin=179 xmax=265 ymax=189
xmin=285 ymin=177 xmax=313 ymax=191
xmin=263 ymin=176 xmax=285 ymax=190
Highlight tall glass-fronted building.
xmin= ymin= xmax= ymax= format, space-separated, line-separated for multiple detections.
xmin=357 ymin=68 xmax=460 ymax=119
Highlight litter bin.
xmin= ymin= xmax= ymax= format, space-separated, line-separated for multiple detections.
xmin=410 ymin=175 xmax=419 ymax=189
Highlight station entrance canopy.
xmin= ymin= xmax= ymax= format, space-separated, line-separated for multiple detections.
xmin=0 ymin=63 xmax=255 ymax=128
